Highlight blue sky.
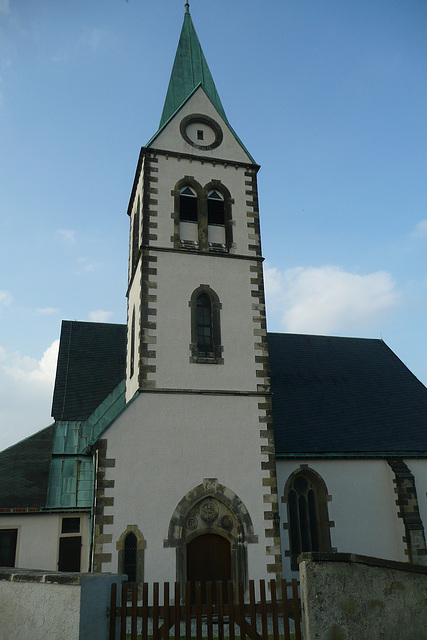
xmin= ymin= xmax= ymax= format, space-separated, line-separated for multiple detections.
xmin=1 ymin=0 xmax=427 ymax=451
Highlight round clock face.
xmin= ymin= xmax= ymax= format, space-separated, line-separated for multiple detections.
xmin=180 ymin=114 xmax=223 ymax=150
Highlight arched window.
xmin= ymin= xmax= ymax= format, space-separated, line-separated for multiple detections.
xmin=285 ymin=469 xmax=333 ymax=571
xmin=116 ymin=526 xmax=146 ymax=587
xmin=131 ymin=198 xmax=140 ymax=274
xmin=207 ymin=189 xmax=225 ymax=226
xmin=129 ymin=307 xmax=135 ymax=378
xmin=189 ymin=286 xmax=223 ymax=364
xmin=196 ymin=294 xmax=213 ymax=355
xmin=179 ymin=186 xmax=198 ymax=222
xmin=123 ymin=532 xmax=137 ymax=583
xmin=173 ymin=179 xmax=233 ymax=252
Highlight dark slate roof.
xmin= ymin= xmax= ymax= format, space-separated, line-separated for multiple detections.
xmin=0 ymin=424 xmax=56 ymax=508
xmin=51 ymin=320 xmax=127 ymax=421
xmin=267 ymin=333 xmax=427 ymax=455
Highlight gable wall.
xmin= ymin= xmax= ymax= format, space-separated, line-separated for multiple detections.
xmin=152 ymin=88 xmax=252 ymax=164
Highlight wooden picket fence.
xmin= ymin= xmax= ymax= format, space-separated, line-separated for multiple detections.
xmin=109 ymin=579 xmax=302 ymax=640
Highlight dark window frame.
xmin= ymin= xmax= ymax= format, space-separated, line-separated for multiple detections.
xmin=207 ymin=189 xmax=225 ymax=226
xmin=172 ymin=178 xmax=233 ymax=252
xmin=179 ymin=186 xmax=198 ymax=223
xmin=131 ymin=197 xmax=140 ymax=275
xmin=117 ymin=526 xmax=146 ymax=591
xmin=123 ymin=532 xmax=138 ymax=583
xmin=130 ymin=307 xmax=135 ymax=379
xmin=284 ymin=468 xmax=333 ymax=571
xmin=58 ymin=516 xmax=82 ymax=572
xmin=189 ymin=285 xmax=223 ymax=364
xmin=0 ymin=529 xmax=18 ymax=567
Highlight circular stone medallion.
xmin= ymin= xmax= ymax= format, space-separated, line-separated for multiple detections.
xmin=199 ymin=499 xmax=219 ymax=523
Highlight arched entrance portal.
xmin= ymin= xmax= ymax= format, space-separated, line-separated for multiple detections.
xmin=187 ymin=533 xmax=231 ymax=603
xmin=164 ymin=479 xmax=258 ymax=599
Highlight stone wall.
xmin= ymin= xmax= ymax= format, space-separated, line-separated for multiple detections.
xmin=0 ymin=568 xmax=124 ymax=640
xmin=300 ymin=552 xmax=427 ymax=640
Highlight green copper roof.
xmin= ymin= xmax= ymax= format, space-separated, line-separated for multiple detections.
xmin=159 ymin=7 xmax=227 ymax=129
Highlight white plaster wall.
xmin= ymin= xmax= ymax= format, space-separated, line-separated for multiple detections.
xmin=102 ymin=392 xmax=272 ymax=584
xmin=151 ymin=88 xmax=253 ymax=164
xmin=276 ymin=459 xmax=406 ymax=580
xmin=407 ymin=459 xmax=427 ymax=536
xmin=153 ymin=253 xmax=261 ymax=391
xmin=0 ymin=580 xmax=80 ymax=640
xmin=0 ymin=513 xmax=90 ymax=572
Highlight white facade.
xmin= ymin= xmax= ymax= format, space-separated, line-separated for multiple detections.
xmin=277 ymin=459 xmax=409 ymax=580
xmin=93 ymin=83 xmax=281 ymax=588
xmin=0 ymin=513 xmax=90 ymax=572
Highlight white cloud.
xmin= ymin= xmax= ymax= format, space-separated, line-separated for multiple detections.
xmin=264 ymin=264 xmax=399 ymax=334
xmin=36 ymin=307 xmax=59 ymax=316
xmin=57 ymin=229 xmax=76 ymax=245
xmin=0 ymin=290 xmax=12 ymax=311
xmin=2 ymin=340 xmax=59 ymax=384
xmin=410 ymin=219 xmax=427 ymax=239
xmin=0 ymin=340 xmax=59 ymax=452
xmin=89 ymin=309 xmax=113 ymax=322
xmin=74 ymin=256 xmax=98 ymax=275
xmin=79 ymin=26 xmax=108 ymax=51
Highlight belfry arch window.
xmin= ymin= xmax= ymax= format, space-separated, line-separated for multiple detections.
xmin=285 ymin=468 xmax=333 ymax=571
xmin=189 ymin=286 xmax=223 ymax=364
xmin=179 ymin=186 xmax=198 ymax=222
xmin=207 ymin=189 xmax=225 ymax=226
xmin=173 ymin=178 xmax=233 ymax=252
xmin=177 ymin=185 xmax=199 ymax=248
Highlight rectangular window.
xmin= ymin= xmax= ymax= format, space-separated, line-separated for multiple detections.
xmin=61 ymin=517 xmax=80 ymax=534
xmin=0 ymin=529 xmax=18 ymax=567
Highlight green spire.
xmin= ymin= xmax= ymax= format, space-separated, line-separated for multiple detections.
xmin=159 ymin=7 xmax=227 ymax=129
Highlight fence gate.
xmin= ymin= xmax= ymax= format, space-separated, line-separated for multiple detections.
xmin=109 ymin=579 xmax=301 ymax=640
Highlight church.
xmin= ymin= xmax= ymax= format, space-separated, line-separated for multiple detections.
xmin=1 ymin=4 xmax=427 ymax=590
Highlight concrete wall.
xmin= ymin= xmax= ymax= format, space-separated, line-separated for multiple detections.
xmin=0 ymin=568 xmax=124 ymax=640
xmin=300 ymin=552 xmax=427 ymax=640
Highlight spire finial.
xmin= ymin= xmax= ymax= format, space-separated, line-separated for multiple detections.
xmin=185 ymin=1 xmax=190 ymax=14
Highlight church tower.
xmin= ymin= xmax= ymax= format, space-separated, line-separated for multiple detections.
xmin=96 ymin=4 xmax=282 ymax=589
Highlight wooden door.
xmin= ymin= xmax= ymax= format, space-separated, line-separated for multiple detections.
xmin=187 ymin=534 xmax=231 ymax=603
xmin=58 ymin=536 xmax=81 ymax=572
xmin=0 ymin=529 xmax=17 ymax=567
